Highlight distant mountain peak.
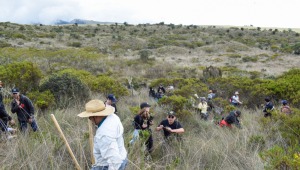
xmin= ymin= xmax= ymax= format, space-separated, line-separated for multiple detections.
xmin=54 ymin=19 xmax=117 ymax=25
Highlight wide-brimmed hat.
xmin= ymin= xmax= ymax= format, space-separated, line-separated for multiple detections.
xmin=235 ymin=91 xmax=239 ymax=95
xmin=77 ymin=100 xmax=114 ymax=118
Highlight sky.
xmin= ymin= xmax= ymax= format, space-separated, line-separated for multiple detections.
xmin=0 ymin=0 xmax=299 ymax=28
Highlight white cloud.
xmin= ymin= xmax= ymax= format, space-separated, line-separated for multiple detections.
xmin=0 ymin=0 xmax=299 ymax=28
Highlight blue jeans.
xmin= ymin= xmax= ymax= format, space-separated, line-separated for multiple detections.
xmin=19 ymin=119 xmax=38 ymax=132
xmin=91 ymin=159 xmax=128 ymax=170
xmin=129 ymin=129 xmax=140 ymax=145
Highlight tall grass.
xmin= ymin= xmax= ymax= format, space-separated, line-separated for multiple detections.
xmin=1 ymin=90 xmax=270 ymax=170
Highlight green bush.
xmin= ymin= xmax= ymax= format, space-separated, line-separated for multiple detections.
xmin=91 ymin=75 xmax=129 ymax=97
xmin=0 ymin=62 xmax=43 ymax=93
xmin=138 ymin=49 xmax=152 ymax=61
xmin=0 ymin=41 xmax=12 ymax=48
xmin=39 ymin=73 xmax=90 ymax=107
xmin=242 ymin=56 xmax=258 ymax=62
xmin=261 ymin=69 xmax=300 ymax=107
xmin=260 ymin=145 xmax=300 ymax=170
xmin=69 ymin=42 xmax=82 ymax=47
xmin=27 ymin=90 xmax=55 ymax=110
xmin=158 ymin=95 xmax=188 ymax=115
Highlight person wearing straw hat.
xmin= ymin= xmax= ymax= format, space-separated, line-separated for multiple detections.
xmin=10 ymin=88 xmax=38 ymax=133
xmin=78 ymin=99 xmax=127 ymax=170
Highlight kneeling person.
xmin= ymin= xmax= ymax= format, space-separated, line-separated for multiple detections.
xmin=156 ymin=111 xmax=184 ymax=140
xmin=219 ymin=110 xmax=242 ymax=129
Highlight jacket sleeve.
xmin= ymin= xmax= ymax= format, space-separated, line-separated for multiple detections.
xmin=24 ymin=97 xmax=35 ymax=115
xmin=133 ymin=115 xmax=142 ymax=129
xmin=234 ymin=118 xmax=242 ymax=129
xmin=0 ymin=105 xmax=12 ymax=121
xmin=11 ymin=100 xmax=19 ymax=113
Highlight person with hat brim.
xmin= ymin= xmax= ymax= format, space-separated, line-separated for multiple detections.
xmin=10 ymin=88 xmax=38 ymax=133
xmin=280 ymin=100 xmax=292 ymax=115
xmin=156 ymin=111 xmax=184 ymax=141
xmin=105 ymin=94 xmax=118 ymax=114
xmin=78 ymin=99 xmax=127 ymax=170
xmin=219 ymin=110 xmax=242 ymax=129
xmin=130 ymin=102 xmax=154 ymax=153
xmin=231 ymin=91 xmax=242 ymax=106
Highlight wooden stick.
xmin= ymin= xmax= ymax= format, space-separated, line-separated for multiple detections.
xmin=88 ymin=119 xmax=95 ymax=164
xmin=50 ymin=114 xmax=81 ymax=170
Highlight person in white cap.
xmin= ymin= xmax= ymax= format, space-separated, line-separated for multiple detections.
xmin=78 ymin=100 xmax=127 ymax=170
xmin=231 ymin=91 xmax=242 ymax=106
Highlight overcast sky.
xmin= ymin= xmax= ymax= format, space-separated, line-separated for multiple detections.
xmin=0 ymin=0 xmax=299 ymax=28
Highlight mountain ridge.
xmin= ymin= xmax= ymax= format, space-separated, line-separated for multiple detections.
xmin=54 ymin=19 xmax=117 ymax=25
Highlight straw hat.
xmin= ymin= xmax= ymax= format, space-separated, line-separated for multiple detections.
xmin=77 ymin=100 xmax=114 ymax=118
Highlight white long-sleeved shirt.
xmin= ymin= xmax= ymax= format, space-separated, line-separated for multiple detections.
xmin=231 ymin=95 xmax=241 ymax=104
xmin=93 ymin=114 xmax=127 ymax=170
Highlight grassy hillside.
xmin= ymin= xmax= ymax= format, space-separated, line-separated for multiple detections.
xmin=0 ymin=22 xmax=300 ymax=169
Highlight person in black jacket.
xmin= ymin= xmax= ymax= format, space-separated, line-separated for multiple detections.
xmin=130 ymin=102 xmax=153 ymax=153
xmin=263 ymin=97 xmax=274 ymax=117
xmin=157 ymin=84 xmax=166 ymax=94
xmin=219 ymin=110 xmax=242 ymax=129
xmin=10 ymin=88 xmax=38 ymax=133
xmin=0 ymin=82 xmax=16 ymax=135
xmin=156 ymin=111 xmax=184 ymax=141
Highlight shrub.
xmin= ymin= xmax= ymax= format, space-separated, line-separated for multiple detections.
xmin=260 ymin=145 xmax=300 ymax=170
xmin=0 ymin=41 xmax=12 ymax=48
xmin=138 ymin=49 xmax=152 ymax=61
xmin=69 ymin=42 xmax=82 ymax=47
xmin=39 ymin=73 xmax=90 ymax=107
xmin=26 ymin=90 xmax=55 ymax=111
xmin=0 ymin=62 xmax=42 ymax=93
xmin=158 ymin=95 xmax=188 ymax=115
xmin=226 ymin=53 xmax=241 ymax=58
xmin=91 ymin=75 xmax=129 ymax=97
xmin=242 ymin=56 xmax=258 ymax=62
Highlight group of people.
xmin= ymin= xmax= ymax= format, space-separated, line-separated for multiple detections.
xmin=130 ymin=102 xmax=184 ymax=153
xmin=149 ymin=84 xmax=174 ymax=101
xmin=78 ymin=97 xmax=185 ymax=170
xmin=1 ymin=80 xmax=294 ymax=170
xmin=194 ymin=89 xmax=293 ymax=129
xmin=0 ymin=81 xmax=38 ymax=139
